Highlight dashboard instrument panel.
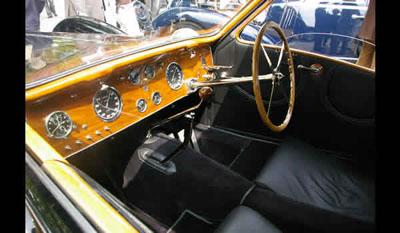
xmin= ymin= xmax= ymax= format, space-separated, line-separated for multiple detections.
xmin=25 ymin=45 xmax=213 ymax=157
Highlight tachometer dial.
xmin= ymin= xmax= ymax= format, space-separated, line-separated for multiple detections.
xmin=93 ymin=85 xmax=123 ymax=122
xmin=45 ymin=111 xmax=73 ymax=139
xmin=166 ymin=62 xmax=183 ymax=90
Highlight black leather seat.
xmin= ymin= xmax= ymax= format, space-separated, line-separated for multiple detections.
xmin=215 ymin=206 xmax=282 ymax=233
xmin=255 ymin=137 xmax=375 ymax=223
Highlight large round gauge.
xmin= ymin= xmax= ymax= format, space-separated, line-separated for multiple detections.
xmin=45 ymin=111 xmax=73 ymax=139
xmin=166 ymin=62 xmax=184 ymax=90
xmin=93 ymin=85 xmax=123 ymax=122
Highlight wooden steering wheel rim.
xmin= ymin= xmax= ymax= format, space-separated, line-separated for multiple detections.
xmin=252 ymin=21 xmax=295 ymax=132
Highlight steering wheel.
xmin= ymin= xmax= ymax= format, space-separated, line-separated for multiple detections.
xmin=252 ymin=21 xmax=295 ymax=132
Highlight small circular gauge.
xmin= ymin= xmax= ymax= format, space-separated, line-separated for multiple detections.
xmin=128 ymin=68 xmax=140 ymax=85
xmin=144 ymin=65 xmax=155 ymax=79
xmin=45 ymin=111 xmax=73 ymax=139
xmin=93 ymin=85 xmax=123 ymax=122
xmin=152 ymin=92 xmax=162 ymax=105
xmin=166 ymin=62 xmax=184 ymax=90
xmin=136 ymin=98 xmax=147 ymax=112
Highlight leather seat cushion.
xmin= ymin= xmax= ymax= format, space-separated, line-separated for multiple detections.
xmin=255 ymin=137 xmax=375 ymax=223
xmin=215 ymin=206 xmax=281 ymax=233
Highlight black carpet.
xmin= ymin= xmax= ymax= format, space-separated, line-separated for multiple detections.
xmin=193 ymin=123 xmax=278 ymax=181
xmin=122 ymin=132 xmax=253 ymax=230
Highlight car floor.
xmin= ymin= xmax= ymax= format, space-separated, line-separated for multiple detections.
xmin=116 ymin=122 xmax=280 ymax=233
xmin=68 ymin=116 xmax=375 ymax=233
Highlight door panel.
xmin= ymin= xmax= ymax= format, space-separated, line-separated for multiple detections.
xmin=204 ymin=36 xmax=375 ymax=163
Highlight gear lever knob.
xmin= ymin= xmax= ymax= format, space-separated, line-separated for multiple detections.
xmin=198 ymin=87 xmax=213 ymax=101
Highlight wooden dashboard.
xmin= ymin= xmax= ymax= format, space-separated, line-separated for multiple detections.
xmin=26 ymin=45 xmax=214 ymax=158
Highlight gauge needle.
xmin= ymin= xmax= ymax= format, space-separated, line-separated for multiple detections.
xmin=51 ymin=121 xmax=67 ymax=134
xmin=173 ymin=69 xmax=177 ymax=80
xmin=96 ymin=98 xmax=111 ymax=110
xmin=106 ymin=91 xmax=111 ymax=108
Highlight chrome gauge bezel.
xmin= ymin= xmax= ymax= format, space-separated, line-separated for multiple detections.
xmin=151 ymin=92 xmax=162 ymax=105
xmin=136 ymin=98 xmax=148 ymax=112
xmin=45 ymin=111 xmax=73 ymax=139
xmin=92 ymin=86 xmax=123 ymax=122
xmin=166 ymin=62 xmax=184 ymax=90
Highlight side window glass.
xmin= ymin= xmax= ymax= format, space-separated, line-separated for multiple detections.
xmin=240 ymin=0 xmax=371 ymax=63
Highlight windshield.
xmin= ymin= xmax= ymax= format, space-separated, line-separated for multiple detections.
xmin=25 ymin=0 xmax=251 ymax=88
xmin=240 ymin=0 xmax=372 ymax=63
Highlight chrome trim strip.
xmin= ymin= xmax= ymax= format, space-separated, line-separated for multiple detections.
xmin=25 ymin=153 xmax=97 ymax=232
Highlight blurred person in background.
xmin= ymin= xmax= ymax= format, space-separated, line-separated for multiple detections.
xmin=64 ymin=0 xmax=105 ymax=20
xmin=356 ymin=0 xmax=375 ymax=69
xmin=116 ymin=0 xmax=143 ymax=36
xmin=26 ymin=0 xmax=46 ymax=31
xmin=64 ymin=0 xmax=143 ymax=37
xmin=45 ymin=0 xmax=58 ymax=18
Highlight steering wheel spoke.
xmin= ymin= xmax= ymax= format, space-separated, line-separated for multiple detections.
xmin=266 ymin=78 xmax=276 ymax=118
xmin=276 ymin=43 xmax=285 ymax=72
xmin=261 ymin=45 xmax=274 ymax=71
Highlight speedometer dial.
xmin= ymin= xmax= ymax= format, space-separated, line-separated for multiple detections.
xmin=166 ymin=62 xmax=183 ymax=90
xmin=45 ymin=111 xmax=73 ymax=139
xmin=93 ymin=85 xmax=122 ymax=122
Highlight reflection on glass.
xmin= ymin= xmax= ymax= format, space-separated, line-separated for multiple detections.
xmin=26 ymin=0 xmax=250 ymax=87
xmin=240 ymin=0 xmax=370 ymax=62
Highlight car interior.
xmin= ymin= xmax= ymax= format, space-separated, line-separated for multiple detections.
xmin=25 ymin=1 xmax=375 ymax=233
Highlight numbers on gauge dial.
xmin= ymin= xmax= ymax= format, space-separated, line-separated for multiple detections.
xmin=93 ymin=85 xmax=123 ymax=122
xmin=45 ymin=111 xmax=73 ymax=139
xmin=166 ymin=62 xmax=183 ymax=90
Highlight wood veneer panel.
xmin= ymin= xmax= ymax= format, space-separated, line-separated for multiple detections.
xmin=26 ymin=46 xmax=213 ymax=157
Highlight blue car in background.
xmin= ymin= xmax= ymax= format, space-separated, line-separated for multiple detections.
xmin=152 ymin=0 xmax=275 ymax=44
xmin=158 ymin=0 xmax=368 ymax=60
xmin=153 ymin=6 xmax=230 ymax=31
